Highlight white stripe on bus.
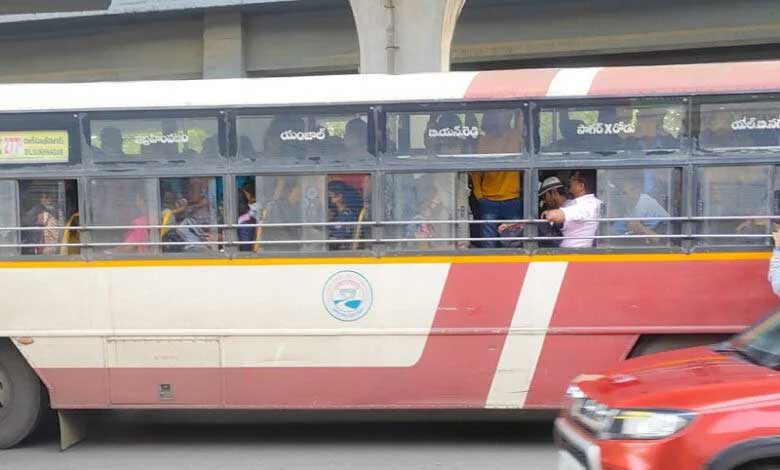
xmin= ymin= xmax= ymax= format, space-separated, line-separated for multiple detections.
xmin=485 ymin=262 xmax=568 ymax=408
xmin=546 ymin=67 xmax=601 ymax=97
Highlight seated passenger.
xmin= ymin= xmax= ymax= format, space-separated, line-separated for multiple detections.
xmin=327 ymin=180 xmax=361 ymax=251
xmin=542 ymin=171 xmax=601 ymax=248
xmin=630 ymin=109 xmax=677 ymax=150
xmin=119 ymin=192 xmax=150 ymax=254
xmin=237 ymin=182 xmax=258 ymax=252
xmin=557 ymin=118 xmax=586 ymax=152
xmin=344 ymin=118 xmax=368 ymax=157
xmin=432 ymin=113 xmax=467 ymax=155
xmin=263 ymin=116 xmax=306 ymax=158
xmin=97 ymin=126 xmax=125 ymax=158
xmin=611 ymin=179 xmax=670 ymax=242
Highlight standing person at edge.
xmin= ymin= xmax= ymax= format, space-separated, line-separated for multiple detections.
xmin=541 ymin=172 xmax=602 ymax=248
xmin=470 ymin=110 xmax=523 ymax=248
xmin=769 ymin=231 xmax=780 ymax=296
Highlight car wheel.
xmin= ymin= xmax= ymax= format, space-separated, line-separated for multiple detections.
xmin=0 ymin=340 xmax=44 ymax=449
xmin=741 ymin=462 xmax=780 ymax=470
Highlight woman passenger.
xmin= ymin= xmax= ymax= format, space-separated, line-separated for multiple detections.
xmin=327 ymin=180 xmax=361 ymax=250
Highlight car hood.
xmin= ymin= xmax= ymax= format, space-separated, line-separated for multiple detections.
xmin=574 ymin=346 xmax=780 ymax=411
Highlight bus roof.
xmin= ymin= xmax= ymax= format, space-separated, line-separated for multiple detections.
xmin=2 ymin=60 xmax=780 ymax=113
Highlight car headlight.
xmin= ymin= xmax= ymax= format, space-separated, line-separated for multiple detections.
xmin=607 ymin=410 xmax=695 ymax=440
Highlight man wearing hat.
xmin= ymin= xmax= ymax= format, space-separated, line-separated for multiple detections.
xmin=542 ymin=171 xmax=602 ymax=248
xmin=536 ymin=176 xmax=570 ymax=247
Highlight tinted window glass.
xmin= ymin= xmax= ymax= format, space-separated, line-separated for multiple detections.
xmin=237 ymin=112 xmax=371 ymax=164
xmin=159 ymin=177 xmax=223 ymax=253
xmin=696 ymin=165 xmax=772 ymax=246
xmin=699 ymin=101 xmax=780 ymax=151
xmin=19 ymin=180 xmax=79 ymax=255
xmin=385 ymin=109 xmax=524 ymax=160
xmin=89 ymin=179 xmax=158 ymax=253
xmin=539 ymin=103 xmax=684 ymax=154
xmin=384 ymin=172 xmax=472 ymax=250
xmin=0 ymin=180 xmax=18 ymax=256
xmin=90 ymin=117 xmax=219 ymax=159
xmin=596 ymin=168 xmax=681 ymax=247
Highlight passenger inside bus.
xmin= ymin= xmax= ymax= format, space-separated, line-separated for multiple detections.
xmin=237 ymin=180 xmax=258 ymax=252
xmin=327 ymin=180 xmax=362 ymax=250
xmin=263 ymin=116 xmax=306 ymax=158
xmin=19 ymin=181 xmax=77 ymax=255
xmin=542 ymin=170 xmax=601 ymax=248
xmin=344 ymin=118 xmax=368 ymax=157
xmin=120 ymin=191 xmax=151 ymax=253
xmin=609 ymin=178 xmax=670 ymax=243
xmin=630 ymin=108 xmax=677 ymax=150
xmin=97 ymin=126 xmax=125 ymax=158
xmin=470 ymin=110 xmax=523 ymax=248
xmin=161 ymin=178 xmax=219 ymax=252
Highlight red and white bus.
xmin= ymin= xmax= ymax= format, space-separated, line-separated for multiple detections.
xmin=0 ymin=60 xmax=778 ymax=448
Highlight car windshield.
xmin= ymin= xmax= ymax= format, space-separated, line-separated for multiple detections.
xmin=730 ymin=311 xmax=780 ymax=368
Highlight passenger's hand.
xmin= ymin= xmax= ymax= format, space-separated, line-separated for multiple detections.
xmin=542 ymin=209 xmax=565 ymax=224
xmin=773 ymin=231 xmax=780 ymax=248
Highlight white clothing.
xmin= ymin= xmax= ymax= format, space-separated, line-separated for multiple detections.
xmin=560 ymin=193 xmax=602 ymax=248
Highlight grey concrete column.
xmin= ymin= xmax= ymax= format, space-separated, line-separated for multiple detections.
xmin=349 ymin=0 xmax=466 ymax=74
xmin=203 ymin=10 xmax=245 ymax=79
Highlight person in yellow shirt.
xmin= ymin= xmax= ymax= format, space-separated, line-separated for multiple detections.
xmin=470 ymin=110 xmax=523 ymax=248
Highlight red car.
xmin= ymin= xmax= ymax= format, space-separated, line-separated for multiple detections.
xmin=556 ymin=312 xmax=780 ymax=470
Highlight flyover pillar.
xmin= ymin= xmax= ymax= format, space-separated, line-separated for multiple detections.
xmin=349 ymin=0 xmax=466 ymax=74
xmin=202 ymin=11 xmax=246 ymax=78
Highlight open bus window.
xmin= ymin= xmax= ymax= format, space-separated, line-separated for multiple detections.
xmin=383 ymin=172 xmax=473 ymax=250
xmin=698 ymin=101 xmax=780 ymax=151
xmin=595 ymin=168 xmax=681 ymax=247
xmin=89 ymin=178 xmax=159 ymax=254
xmin=246 ymin=174 xmax=371 ymax=252
xmin=89 ymin=117 xmax=220 ymax=160
xmin=538 ymin=102 xmax=684 ymax=156
xmin=385 ymin=109 xmax=524 ymax=160
xmin=0 ymin=180 xmax=18 ymax=256
xmin=695 ymin=165 xmax=772 ymax=247
xmin=236 ymin=112 xmax=372 ymax=164
xmin=19 ymin=179 xmax=80 ymax=256
xmin=159 ymin=177 xmax=223 ymax=253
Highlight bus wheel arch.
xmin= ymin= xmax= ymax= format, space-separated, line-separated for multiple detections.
xmin=0 ymin=337 xmax=47 ymax=449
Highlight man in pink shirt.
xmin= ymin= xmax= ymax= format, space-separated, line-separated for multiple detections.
xmin=541 ymin=172 xmax=602 ymax=248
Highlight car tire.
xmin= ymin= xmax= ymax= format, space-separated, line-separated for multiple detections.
xmin=742 ymin=462 xmax=780 ymax=470
xmin=0 ymin=340 xmax=44 ymax=449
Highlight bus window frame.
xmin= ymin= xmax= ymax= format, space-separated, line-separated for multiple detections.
xmin=84 ymin=109 xmax=228 ymax=166
xmin=0 ymin=112 xmax=82 ymax=169
xmin=529 ymin=164 xmax=688 ymax=256
xmin=379 ymin=101 xmax=531 ymax=165
xmin=230 ymin=104 xmax=378 ymax=169
xmin=692 ymin=94 xmax=780 ymax=156
xmin=534 ymin=97 xmax=690 ymax=160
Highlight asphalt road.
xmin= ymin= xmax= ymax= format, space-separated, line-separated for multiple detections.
xmin=1 ymin=411 xmax=558 ymax=470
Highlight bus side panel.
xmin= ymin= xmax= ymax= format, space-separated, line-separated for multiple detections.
xmin=524 ymin=258 xmax=775 ymax=407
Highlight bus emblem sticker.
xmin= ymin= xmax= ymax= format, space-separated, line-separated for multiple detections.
xmin=323 ymin=271 xmax=373 ymax=322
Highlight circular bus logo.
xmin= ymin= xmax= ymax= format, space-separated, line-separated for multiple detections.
xmin=322 ymin=270 xmax=373 ymax=322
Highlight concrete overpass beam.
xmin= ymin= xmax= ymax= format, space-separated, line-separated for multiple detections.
xmin=203 ymin=10 xmax=245 ymax=79
xmin=349 ymin=0 xmax=466 ymax=74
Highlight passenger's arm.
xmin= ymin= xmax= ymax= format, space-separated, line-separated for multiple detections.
xmin=769 ymin=231 xmax=780 ymax=297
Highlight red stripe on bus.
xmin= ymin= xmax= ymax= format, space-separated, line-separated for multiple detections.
xmin=524 ymin=259 xmax=775 ymax=407
xmin=38 ymin=263 xmax=528 ymax=408
xmin=465 ymin=69 xmax=559 ymax=100
xmin=588 ymin=61 xmax=780 ymax=97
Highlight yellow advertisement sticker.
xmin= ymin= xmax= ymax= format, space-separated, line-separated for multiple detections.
xmin=0 ymin=131 xmax=69 ymax=164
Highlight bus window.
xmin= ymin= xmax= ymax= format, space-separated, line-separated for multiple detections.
xmin=90 ymin=116 xmax=220 ymax=160
xmin=539 ymin=102 xmax=684 ymax=155
xmin=236 ymin=112 xmax=372 ymax=164
xmin=696 ymin=165 xmax=772 ymax=247
xmin=89 ymin=178 xmax=158 ymax=254
xmin=698 ymin=100 xmax=780 ymax=151
xmin=252 ymin=175 xmax=326 ymax=252
xmin=384 ymin=172 xmax=472 ymax=250
xmin=0 ymin=180 xmax=18 ymax=256
xmin=19 ymin=179 xmax=79 ymax=255
xmin=595 ymin=168 xmax=681 ymax=247
xmin=385 ymin=109 xmax=524 ymax=160
xmin=159 ymin=177 xmax=223 ymax=253
xmin=536 ymin=170 xmax=600 ymax=249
